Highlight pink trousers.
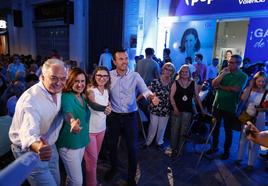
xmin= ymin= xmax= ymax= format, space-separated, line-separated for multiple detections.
xmin=84 ymin=131 xmax=105 ymax=186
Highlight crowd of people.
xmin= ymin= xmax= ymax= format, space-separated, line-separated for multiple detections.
xmin=1 ymin=46 xmax=268 ymax=186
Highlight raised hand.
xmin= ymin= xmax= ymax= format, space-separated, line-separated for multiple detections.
xmin=70 ymin=118 xmax=82 ymax=133
xmin=220 ymin=67 xmax=230 ymax=75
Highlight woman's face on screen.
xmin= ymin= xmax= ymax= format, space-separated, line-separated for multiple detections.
xmin=185 ymin=34 xmax=197 ymax=54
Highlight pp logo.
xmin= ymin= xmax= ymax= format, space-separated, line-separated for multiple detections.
xmin=185 ymin=0 xmax=213 ymax=6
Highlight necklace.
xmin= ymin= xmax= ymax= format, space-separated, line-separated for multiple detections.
xmin=179 ymin=79 xmax=190 ymax=102
xmin=179 ymin=79 xmax=189 ymax=88
xmin=161 ymin=76 xmax=169 ymax=86
xmin=97 ymin=86 xmax=105 ymax=95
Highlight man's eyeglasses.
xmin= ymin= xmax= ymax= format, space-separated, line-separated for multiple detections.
xmin=228 ymin=61 xmax=238 ymax=64
xmin=48 ymin=75 xmax=67 ymax=83
xmin=96 ymin=74 xmax=109 ymax=78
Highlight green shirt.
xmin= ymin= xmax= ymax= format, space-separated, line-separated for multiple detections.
xmin=213 ymin=69 xmax=248 ymax=113
xmin=57 ymin=92 xmax=90 ymax=149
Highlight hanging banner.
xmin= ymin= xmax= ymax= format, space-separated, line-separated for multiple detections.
xmin=244 ymin=17 xmax=268 ymax=63
xmin=169 ymin=20 xmax=216 ymax=71
xmin=159 ymin=0 xmax=268 ymax=17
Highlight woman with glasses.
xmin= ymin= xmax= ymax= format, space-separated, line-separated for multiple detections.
xmin=84 ymin=66 xmax=111 ymax=186
xmin=144 ymin=62 xmax=175 ymax=149
xmin=170 ymin=64 xmax=205 ymax=156
xmin=57 ymin=67 xmax=90 ymax=186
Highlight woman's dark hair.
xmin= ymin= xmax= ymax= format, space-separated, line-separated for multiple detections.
xmin=185 ymin=57 xmax=192 ymax=64
xmin=179 ymin=28 xmax=201 ymax=53
xmin=90 ymin=66 xmax=111 ymax=89
xmin=63 ymin=67 xmax=88 ymax=93
xmin=112 ymin=48 xmax=126 ymax=61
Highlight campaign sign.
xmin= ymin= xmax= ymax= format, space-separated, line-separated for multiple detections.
xmin=168 ymin=20 xmax=216 ymax=71
xmin=159 ymin=0 xmax=268 ymax=16
xmin=244 ymin=18 xmax=268 ymax=62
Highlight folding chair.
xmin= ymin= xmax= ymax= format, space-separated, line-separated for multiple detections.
xmin=176 ymin=114 xmax=217 ymax=168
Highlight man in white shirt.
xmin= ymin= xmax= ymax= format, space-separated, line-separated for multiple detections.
xmin=9 ymin=58 xmax=67 ymax=185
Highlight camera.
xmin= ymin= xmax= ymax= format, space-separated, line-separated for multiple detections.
xmin=244 ymin=123 xmax=256 ymax=138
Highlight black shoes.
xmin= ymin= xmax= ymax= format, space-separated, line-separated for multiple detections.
xmin=104 ymin=168 xmax=117 ymax=181
xmin=157 ymin=144 xmax=167 ymax=151
xmin=259 ymin=153 xmax=268 ymax=160
xmin=235 ymin=159 xmax=242 ymax=166
xmin=220 ymin=152 xmax=229 ymax=160
xmin=141 ymin=144 xmax=148 ymax=150
xmin=245 ymin=165 xmax=253 ymax=172
xmin=205 ymin=148 xmax=218 ymax=155
xmin=206 ymin=148 xmax=229 ymax=159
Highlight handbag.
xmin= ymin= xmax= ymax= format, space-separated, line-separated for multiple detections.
xmin=233 ymin=90 xmax=267 ymax=131
xmin=238 ymin=111 xmax=256 ymax=124
xmin=232 ymin=90 xmax=251 ymax=131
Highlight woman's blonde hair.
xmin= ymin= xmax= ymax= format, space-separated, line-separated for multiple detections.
xmin=176 ymin=64 xmax=192 ymax=80
xmin=253 ymin=71 xmax=268 ymax=88
xmin=162 ymin=62 xmax=175 ymax=77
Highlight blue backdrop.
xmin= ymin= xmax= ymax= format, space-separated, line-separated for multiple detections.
xmin=169 ymin=20 xmax=216 ymax=71
xmin=244 ymin=17 xmax=268 ymax=63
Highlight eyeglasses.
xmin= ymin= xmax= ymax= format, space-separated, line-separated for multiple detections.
xmin=228 ymin=61 xmax=237 ymax=64
xmin=164 ymin=68 xmax=173 ymax=72
xmin=96 ymin=74 xmax=109 ymax=78
xmin=48 ymin=75 xmax=67 ymax=83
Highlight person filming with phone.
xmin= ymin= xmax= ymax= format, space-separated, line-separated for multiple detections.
xmin=246 ymin=122 xmax=268 ymax=148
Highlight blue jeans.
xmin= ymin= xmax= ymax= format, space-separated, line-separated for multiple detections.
xmin=107 ymin=111 xmax=138 ymax=185
xmin=11 ymin=144 xmax=60 ymax=186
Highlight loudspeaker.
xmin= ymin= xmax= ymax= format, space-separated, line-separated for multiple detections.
xmin=13 ymin=9 xmax=23 ymax=27
xmin=64 ymin=1 xmax=74 ymax=24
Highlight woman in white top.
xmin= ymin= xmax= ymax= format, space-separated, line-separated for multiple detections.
xmin=84 ymin=66 xmax=112 ymax=186
xmin=237 ymin=71 xmax=268 ymax=171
